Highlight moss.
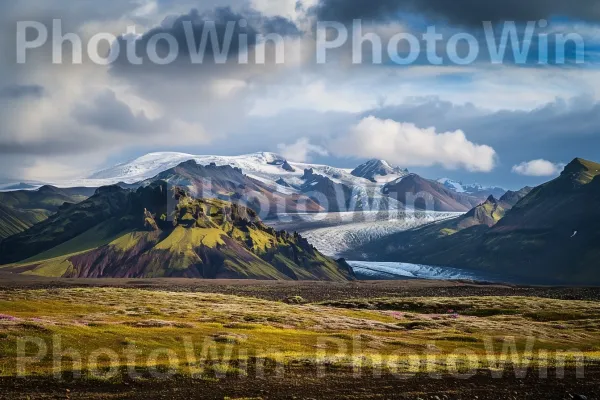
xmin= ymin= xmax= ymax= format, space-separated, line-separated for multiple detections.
xmin=0 ymin=205 xmax=49 ymax=239
xmin=20 ymin=220 xmax=131 ymax=264
xmin=156 ymin=227 xmax=226 ymax=252
xmin=440 ymin=228 xmax=458 ymax=236
xmin=110 ymin=232 xmax=144 ymax=252
xmin=22 ymin=258 xmax=73 ymax=277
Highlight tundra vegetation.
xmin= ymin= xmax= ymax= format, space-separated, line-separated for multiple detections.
xmin=1 ymin=288 xmax=599 ymax=380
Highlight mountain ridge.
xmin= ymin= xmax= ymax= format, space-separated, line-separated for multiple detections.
xmin=383 ymin=174 xmax=483 ymax=212
xmin=357 ymin=158 xmax=600 ymax=285
xmin=0 ymin=182 xmax=355 ymax=281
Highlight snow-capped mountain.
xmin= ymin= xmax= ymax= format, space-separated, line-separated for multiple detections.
xmin=29 ymin=152 xmax=499 ymax=214
xmin=351 ymin=159 xmax=409 ymax=183
xmin=86 ymin=152 xmax=369 ymax=188
xmin=437 ymin=178 xmax=506 ymax=199
xmin=70 ymin=151 xmax=405 ymax=212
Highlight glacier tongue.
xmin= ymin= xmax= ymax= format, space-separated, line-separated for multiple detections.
xmin=272 ymin=210 xmax=462 ymax=258
xmin=348 ymin=261 xmax=492 ymax=281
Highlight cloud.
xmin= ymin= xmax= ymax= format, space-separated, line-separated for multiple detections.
xmin=0 ymin=85 xmax=44 ymax=99
xmin=313 ymin=0 xmax=600 ymax=26
xmin=278 ymin=137 xmax=328 ymax=162
xmin=512 ymin=159 xmax=565 ymax=176
xmin=0 ymin=0 xmax=595 ymax=186
xmin=113 ymin=7 xmax=300 ymax=71
xmin=331 ymin=116 xmax=497 ymax=172
xmin=72 ymin=90 xmax=161 ymax=133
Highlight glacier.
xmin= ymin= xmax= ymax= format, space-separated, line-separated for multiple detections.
xmin=348 ymin=261 xmax=498 ymax=282
xmin=277 ymin=210 xmax=462 ymax=257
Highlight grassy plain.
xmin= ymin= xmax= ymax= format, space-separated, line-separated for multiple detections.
xmin=1 ymin=281 xmax=599 ymax=398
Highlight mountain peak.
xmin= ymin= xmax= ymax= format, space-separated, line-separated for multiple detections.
xmin=253 ymin=152 xmax=286 ymax=164
xmin=94 ymin=185 xmax=126 ymax=196
xmin=560 ymin=158 xmax=600 ymax=185
xmin=351 ymin=159 xmax=407 ymax=183
xmin=485 ymin=195 xmax=498 ymax=204
xmin=438 ymin=178 xmax=507 ymax=200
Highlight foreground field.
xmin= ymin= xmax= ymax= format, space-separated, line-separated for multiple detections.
xmin=0 ymin=283 xmax=599 ymax=399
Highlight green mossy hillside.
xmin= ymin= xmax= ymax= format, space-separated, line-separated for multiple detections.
xmin=1 ymin=183 xmax=354 ymax=281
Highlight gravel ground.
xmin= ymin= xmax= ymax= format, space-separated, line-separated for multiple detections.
xmin=2 ymin=272 xmax=600 ymax=302
xmin=1 ymin=367 xmax=598 ymax=399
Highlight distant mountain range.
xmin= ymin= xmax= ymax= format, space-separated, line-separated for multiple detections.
xmin=437 ymin=178 xmax=507 ymax=200
xmin=0 ymin=182 xmax=355 ymax=281
xmin=350 ymin=158 xmax=600 ymax=285
xmin=57 ymin=152 xmax=499 ymax=213
xmin=0 ymin=205 xmax=49 ymax=240
xmin=0 ymin=182 xmax=39 ymax=191
xmin=1 ymin=152 xmax=503 ymax=216
xmin=0 ymin=186 xmax=96 ymax=239
xmin=3 ymin=152 xmax=598 ymax=285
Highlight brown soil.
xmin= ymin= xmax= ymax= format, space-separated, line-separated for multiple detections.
xmin=1 ymin=272 xmax=600 ymax=302
xmin=1 ymin=367 xmax=598 ymax=399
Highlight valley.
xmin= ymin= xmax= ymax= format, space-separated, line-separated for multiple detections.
xmin=2 ymin=152 xmax=600 ymax=286
xmin=4 ymin=1 xmax=598 ymax=397
xmin=0 ymin=281 xmax=599 ymax=399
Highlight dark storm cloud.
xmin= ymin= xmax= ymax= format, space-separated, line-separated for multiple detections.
xmin=313 ymin=0 xmax=600 ymax=26
xmin=0 ymin=137 xmax=96 ymax=156
xmin=0 ymin=84 xmax=44 ymax=99
xmin=114 ymin=7 xmax=300 ymax=68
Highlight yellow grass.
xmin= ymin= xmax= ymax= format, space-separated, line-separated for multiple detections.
xmin=0 ymin=289 xmax=598 ymax=378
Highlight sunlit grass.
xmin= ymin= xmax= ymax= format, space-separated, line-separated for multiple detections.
xmin=0 ymin=288 xmax=599 ymax=378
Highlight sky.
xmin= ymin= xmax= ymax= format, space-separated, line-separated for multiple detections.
xmin=1 ymin=0 xmax=600 ymax=189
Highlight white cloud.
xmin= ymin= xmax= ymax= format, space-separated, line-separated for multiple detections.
xmin=211 ymin=79 xmax=248 ymax=98
xmin=278 ymin=137 xmax=328 ymax=162
xmin=330 ymin=116 xmax=497 ymax=172
xmin=512 ymin=159 xmax=565 ymax=177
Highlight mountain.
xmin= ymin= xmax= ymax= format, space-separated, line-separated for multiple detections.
xmin=351 ymin=159 xmax=408 ymax=183
xmin=0 ymin=182 xmax=355 ymax=281
xmin=40 ymin=152 xmax=495 ymax=213
xmin=363 ymin=159 xmax=600 ymax=285
xmin=300 ymin=169 xmax=355 ymax=212
xmin=0 ymin=205 xmax=49 ymax=239
xmin=437 ymin=178 xmax=507 ymax=200
xmin=498 ymin=186 xmax=534 ymax=208
xmin=85 ymin=152 xmax=356 ymax=188
xmin=346 ymin=193 xmax=523 ymax=261
xmin=0 ymin=186 xmax=96 ymax=239
xmin=383 ymin=174 xmax=483 ymax=212
xmin=79 ymin=152 xmax=411 ymax=213
xmin=0 ymin=185 xmax=94 ymax=212
xmin=0 ymin=185 xmax=132 ymax=265
xmin=0 ymin=182 xmax=38 ymax=191
xmin=143 ymin=161 xmax=323 ymax=216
